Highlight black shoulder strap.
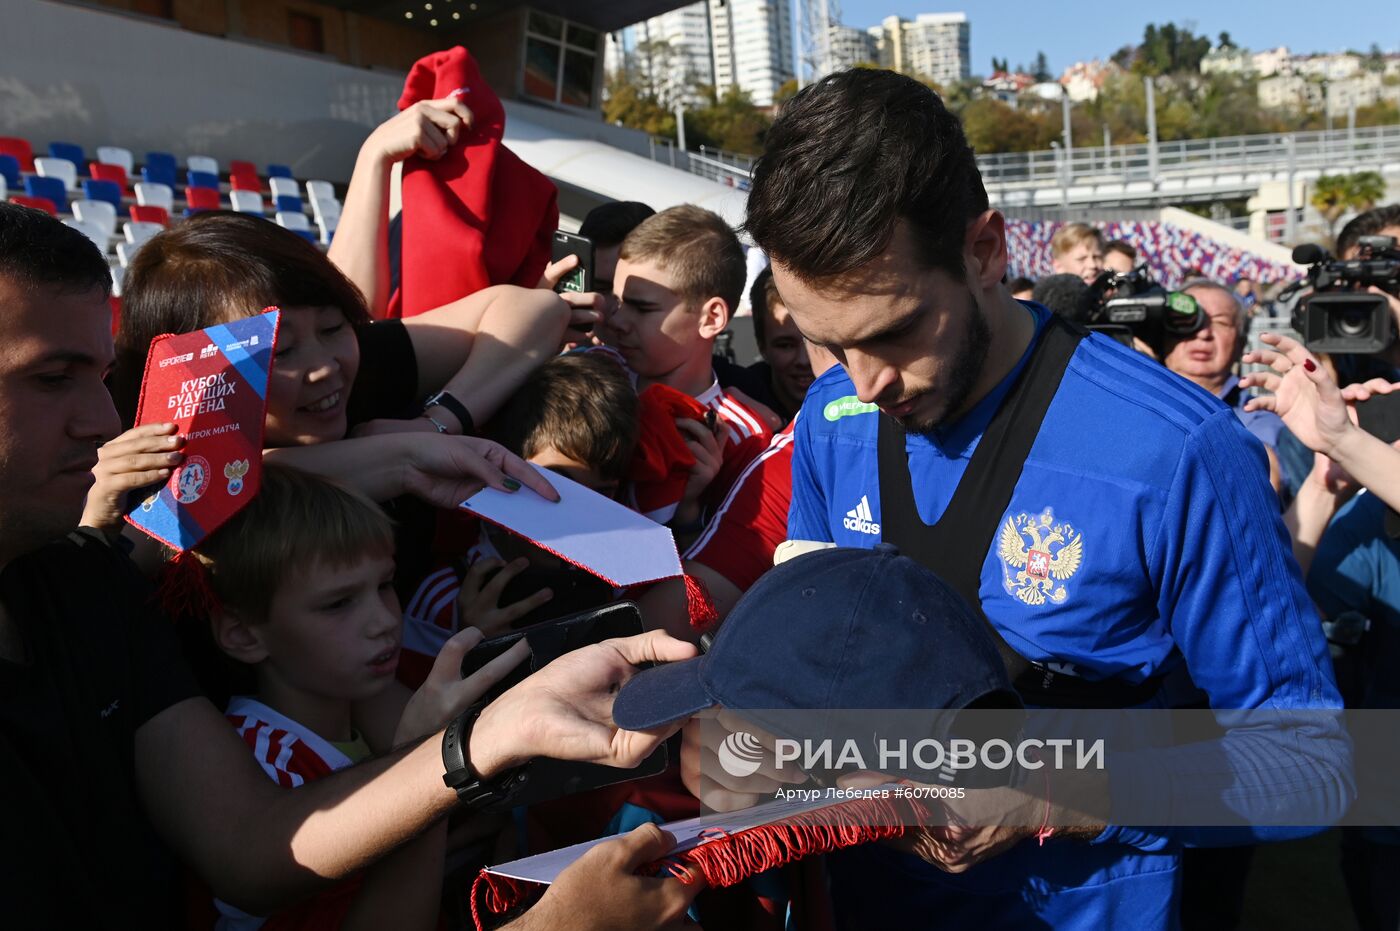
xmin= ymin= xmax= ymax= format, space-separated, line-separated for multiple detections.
xmin=878 ymin=314 xmax=1086 ymax=681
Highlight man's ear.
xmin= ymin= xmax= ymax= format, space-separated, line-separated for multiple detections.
xmin=697 ymin=296 xmax=732 ymax=340
xmin=964 ymin=210 xmax=1009 ymax=294
xmin=211 ymin=606 xmax=269 ymax=666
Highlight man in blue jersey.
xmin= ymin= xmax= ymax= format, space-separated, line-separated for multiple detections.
xmin=730 ymin=68 xmax=1350 ymax=928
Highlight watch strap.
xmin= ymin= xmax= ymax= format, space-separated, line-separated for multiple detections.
xmin=441 ymin=703 xmax=527 ymax=809
xmin=424 ymin=390 xmax=475 ymax=436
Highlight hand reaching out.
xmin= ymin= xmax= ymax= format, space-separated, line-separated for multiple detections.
xmin=1240 ymin=331 xmax=1357 ymax=457
xmin=394 ymin=627 xmax=530 ymax=746
xmin=455 ymin=557 xmax=554 ymax=639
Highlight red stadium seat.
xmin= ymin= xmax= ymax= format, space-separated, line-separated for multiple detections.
xmin=184 ymin=186 xmax=220 ymax=213
xmin=229 ymin=160 xmax=261 ymax=192
xmin=130 ymin=204 xmax=169 ymax=227
xmin=10 ymin=194 xmax=58 ymax=216
xmin=0 ymin=137 xmax=36 ymax=172
xmin=89 ymin=162 xmax=129 ymax=192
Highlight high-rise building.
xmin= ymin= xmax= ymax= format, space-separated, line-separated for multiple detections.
xmin=606 ymin=2 xmax=713 ymax=108
xmin=827 ymin=22 xmax=877 ymax=71
xmin=871 ymin=12 xmax=969 ymax=86
xmin=710 ymin=0 xmax=795 ymax=107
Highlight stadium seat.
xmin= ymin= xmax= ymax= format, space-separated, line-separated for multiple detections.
xmin=187 ymin=170 xmax=219 ymax=191
xmin=95 ymin=146 xmax=135 ymax=176
xmin=109 ymin=260 xmax=125 ymax=299
xmin=48 ymin=142 xmax=86 ymax=175
xmin=316 ymin=211 xmax=338 ymax=246
xmin=11 ymin=194 xmax=57 ymax=216
xmin=142 ymin=151 xmax=178 ymax=188
xmin=130 ymin=204 xmax=169 ymax=227
xmin=62 ymin=218 xmax=107 ymax=253
xmin=0 ymin=137 xmax=36 ymax=172
xmin=184 ymin=186 xmax=220 ymax=214
xmin=311 ymin=196 xmax=341 ymax=224
xmin=186 ymin=154 xmax=218 ymax=176
xmin=72 ymin=199 xmax=118 ymax=239
xmin=24 ymin=175 xmax=68 ymax=211
xmin=274 ymin=194 xmax=303 ymax=214
xmin=305 ymin=179 xmax=335 ymax=205
xmin=124 ymin=221 xmax=162 ymax=247
xmin=0 ymin=154 xmax=20 ymax=189
xmin=82 ymin=179 xmax=123 ymax=216
xmin=89 ymin=162 xmax=129 ymax=192
xmin=0 ymin=171 xmax=6 ymax=202
xmin=229 ymin=160 xmax=260 ymax=191
xmin=276 ymin=210 xmax=316 ymax=242
xmin=134 ymin=182 xmax=174 ymax=212
xmin=267 ymin=163 xmax=293 ymax=180
xmin=228 ymin=189 xmax=264 ymax=215
xmin=116 ymin=241 xmax=141 ymax=268
xmin=34 ymin=157 xmax=78 ymax=193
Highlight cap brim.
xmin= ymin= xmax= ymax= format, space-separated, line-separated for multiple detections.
xmin=613 ymin=656 xmax=716 ymax=731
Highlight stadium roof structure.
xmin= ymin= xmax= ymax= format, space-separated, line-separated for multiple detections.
xmin=321 ymin=0 xmax=692 ymax=32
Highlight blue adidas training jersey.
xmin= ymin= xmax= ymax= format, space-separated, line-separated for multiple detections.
xmin=788 ymin=301 xmax=1348 ymax=928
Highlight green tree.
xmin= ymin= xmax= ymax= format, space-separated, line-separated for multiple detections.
xmin=1033 ymin=51 xmax=1052 ymax=82
xmin=1365 ymin=43 xmax=1386 ymax=73
xmin=1311 ymin=172 xmax=1388 ymax=245
xmin=1217 ymin=31 xmax=1235 ymax=50
xmin=961 ymin=97 xmax=1058 ymax=153
xmin=601 ymin=70 xmax=675 ymax=139
xmin=686 ymin=84 xmax=772 ymax=155
xmin=1134 ymin=23 xmax=1212 ymax=76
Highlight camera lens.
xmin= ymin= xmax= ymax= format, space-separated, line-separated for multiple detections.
xmin=1331 ymin=308 xmax=1371 ymax=338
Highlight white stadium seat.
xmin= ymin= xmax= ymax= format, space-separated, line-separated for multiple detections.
xmin=229 ymin=189 xmax=264 ymax=215
xmin=134 ymin=182 xmax=174 ymax=212
xmin=95 ymin=146 xmax=135 ymax=176
xmin=124 ymin=221 xmax=163 ymax=246
xmin=186 ymin=154 xmax=219 ymax=176
xmin=62 ymin=218 xmax=107 ymax=253
xmin=34 ymin=156 xmax=78 ymax=192
xmin=269 ymin=176 xmax=299 ymax=201
xmin=72 ymin=199 xmax=117 ymax=239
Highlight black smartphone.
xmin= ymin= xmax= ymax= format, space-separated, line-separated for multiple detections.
xmin=460 ymin=599 xmax=642 ymax=694
xmin=551 ymin=230 xmax=594 ymax=295
xmin=1357 ymin=392 xmax=1400 ymax=444
xmin=463 ymin=559 xmax=615 ymax=632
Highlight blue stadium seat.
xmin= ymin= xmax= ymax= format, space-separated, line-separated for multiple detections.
xmin=82 ymin=178 xmax=124 ymax=216
xmin=187 ymin=169 xmax=219 ymax=191
xmin=273 ymin=194 xmax=303 ymax=214
xmin=143 ymin=151 xmax=178 ymax=187
xmin=142 ymin=163 xmax=176 ymax=189
xmin=0 ymin=154 xmax=20 ymax=189
xmin=267 ymin=163 xmax=294 ymax=180
xmin=48 ymin=141 xmax=87 ymax=175
xmin=24 ymin=175 xmax=68 ymax=210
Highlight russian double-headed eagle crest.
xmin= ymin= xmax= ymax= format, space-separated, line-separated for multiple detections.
xmin=997 ymin=507 xmax=1083 ymax=606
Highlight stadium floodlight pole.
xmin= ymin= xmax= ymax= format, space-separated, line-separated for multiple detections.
xmin=1145 ymin=76 xmax=1159 ymax=190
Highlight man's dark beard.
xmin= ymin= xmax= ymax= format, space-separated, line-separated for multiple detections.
xmin=898 ymin=296 xmax=992 ymax=434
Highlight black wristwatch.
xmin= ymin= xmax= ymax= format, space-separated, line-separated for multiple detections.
xmin=423 ymin=390 xmax=475 ymax=436
xmin=441 ymin=703 xmax=528 ymax=810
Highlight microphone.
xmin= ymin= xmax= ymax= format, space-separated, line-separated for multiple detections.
xmin=1292 ymin=243 xmax=1328 ymax=265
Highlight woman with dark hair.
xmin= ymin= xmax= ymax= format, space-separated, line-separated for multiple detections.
xmin=87 ymin=212 xmax=566 ymax=536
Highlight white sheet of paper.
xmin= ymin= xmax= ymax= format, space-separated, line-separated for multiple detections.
xmin=460 ymin=465 xmax=682 ymax=587
xmin=485 ymin=785 xmax=904 ymax=885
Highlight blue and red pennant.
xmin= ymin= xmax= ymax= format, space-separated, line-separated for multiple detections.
xmin=126 ymin=309 xmax=279 ymax=552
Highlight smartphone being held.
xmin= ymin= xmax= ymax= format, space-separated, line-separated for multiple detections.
xmin=551 ymin=230 xmax=594 ymax=296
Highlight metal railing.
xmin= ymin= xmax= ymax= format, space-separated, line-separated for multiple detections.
xmin=646 ymin=123 xmax=1400 ymax=196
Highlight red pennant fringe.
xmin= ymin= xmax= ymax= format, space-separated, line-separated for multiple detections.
xmin=156 ymin=550 xmax=219 ymax=620
xmin=683 ymin=573 xmax=719 ymax=633
xmin=469 ymin=794 xmax=933 ymax=930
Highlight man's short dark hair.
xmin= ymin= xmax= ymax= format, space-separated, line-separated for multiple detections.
xmin=746 ymin=68 xmax=988 ymax=283
xmin=1031 ymin=273 xmax=1093 ymax=323
xmin=579 ymin=201 xmax=656 ymax=249
xmin=749 ymin=266 xmax=785 ymax=348
xmin=0 ymin=202 xmax=111 ymax=297
xmin=1104 ymin=239 xmax=1137 ymax=262
xmin=620 ymin=205 xmax=746 ymax=313
xmin=1007 ymin=276 xmax=1035 ymax=294
xmin=1336 ymin=204 xmax=1400 ymax=257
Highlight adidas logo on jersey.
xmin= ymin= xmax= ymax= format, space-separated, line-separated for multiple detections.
xmin=843 ymin=495 xmax=881 ymax=535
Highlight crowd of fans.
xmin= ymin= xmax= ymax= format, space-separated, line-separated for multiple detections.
xmin=3 ymin=63 xmax=1399 ymax=930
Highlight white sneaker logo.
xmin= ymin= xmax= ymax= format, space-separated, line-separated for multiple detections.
xmin=843 ymin=495 xmax=881 ymax=536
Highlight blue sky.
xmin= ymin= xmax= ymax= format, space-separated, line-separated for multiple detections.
xmin=838 ymin=1 xmax=1398 ymax=76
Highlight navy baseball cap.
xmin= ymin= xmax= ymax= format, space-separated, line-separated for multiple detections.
xmin=613 ymin=544 xmax=1019 ymax=734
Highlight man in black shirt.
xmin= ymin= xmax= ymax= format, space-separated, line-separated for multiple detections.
xmin=0 ymin=203 xmax=701 ymax=927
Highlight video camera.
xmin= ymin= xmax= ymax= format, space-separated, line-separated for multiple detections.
xmin=1083 ymin=265 xmax=1207 ymax=357
xmin=1287 ymin=236 xmax=1400 ymax=354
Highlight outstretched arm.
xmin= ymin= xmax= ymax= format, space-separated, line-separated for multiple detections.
xmin=135 ymin=631 xmax=699 ymax=914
